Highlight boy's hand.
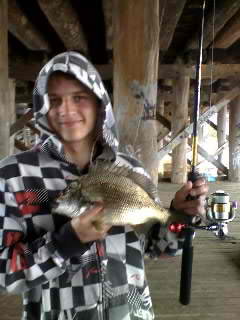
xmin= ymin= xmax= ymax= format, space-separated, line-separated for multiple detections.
xmin=171 ymin=178 xmax=208 ymax=216
xmin=71 ymin=203 xmax=111 ymax=243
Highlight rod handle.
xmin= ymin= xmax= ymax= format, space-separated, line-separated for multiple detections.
xmin=179 ymin=227 xmax=194 ymax=305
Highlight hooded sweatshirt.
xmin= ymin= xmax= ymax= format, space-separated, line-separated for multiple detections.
xmin=0 ymin=52 xmax=183 ymax=320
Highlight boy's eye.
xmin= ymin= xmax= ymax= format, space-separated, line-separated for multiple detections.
xmin=73 ymin=95 xmax=88 ymax=102
xmin=73 ymin=95 xmax=82 ymax=102
xmin=49 ymin=97 xmax=61 ymax=107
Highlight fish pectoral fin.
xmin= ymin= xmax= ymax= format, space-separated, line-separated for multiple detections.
xmin=81 ymin=190 xmax=104 ymax=203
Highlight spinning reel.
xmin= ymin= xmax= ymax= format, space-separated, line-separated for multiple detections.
xmin=205 ymin=190 xmax=237 ymax=239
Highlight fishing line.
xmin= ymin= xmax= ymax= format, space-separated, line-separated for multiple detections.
xmin=209 ymin=0 xmax=216 ymax=110
xmin=190 ymin=0 xmax=206 ymax=174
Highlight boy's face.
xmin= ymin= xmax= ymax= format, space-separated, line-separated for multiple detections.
xmin=47 ymin=74 xmax=99 ymax=146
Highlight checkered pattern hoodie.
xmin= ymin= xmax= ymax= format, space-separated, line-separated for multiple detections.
xmin=0 ymin=52 xmax=183 ymax=320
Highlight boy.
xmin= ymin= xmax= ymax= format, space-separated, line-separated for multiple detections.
xmin=0 ymin=51 xmax=208 ymax=319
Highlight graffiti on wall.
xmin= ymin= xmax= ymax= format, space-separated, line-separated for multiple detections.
xmin=130 ymin=80 xmax=156 ymax=120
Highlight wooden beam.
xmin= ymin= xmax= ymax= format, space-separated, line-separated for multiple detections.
xmin=214 ymin=9 xmax=240 ymax=48
xmin=215 ymin=141 xmax=229 ymax=157
xmin=158 ymin=87 xmax=240 ymax=160
xmin=10 ymin=60 xmax=240 ymax=82
xmin=14 ymin=139 xmax=29 ymax=151
xmin=16 ymin=96 xmax=32 ymax=104
xmin=8 ymin=0 xmax=50 ymax=51
xmin=169 ymin=141 xmax=228 ymax=174
xmin=9 ymin=53 xmax=45 ymax=81
xmin=229 ymin=96 xmax=240 ymax=181
xmin=102 ymin=0 xmax=113 ymax=51
xmin=187 ymin=0 xmax=240 ymax=49
xmin=10 ymin=110 xmax=33 ymax=136
xmin=158 ymin=64 xmax=240 ymax=80
xmin=38 ymin=0 xmax=87 ymax=54
xmin=117 ymin=63 xmax=240 ymax=80
xmin=9 ymin=79 xmax=16 ymax=155
xmin=206 ymin=118 xmax=229 ymax=141
xmin=0 ymin=0 xmax=10 ymax=158
xmin=197 ymin=145 xmax=228 ymax=175
xmin=156 ymin=113 xmax=171 ymax=143
xmin=217 ymin=105 xmax=228 ymax=163
xmin=159 ymin=0 xmax=187 ymax=50
xmin=191 ymin=141 xmax=228 ymax=169
xmin=157 ymin=117 xmax=228 ymax=155
xmin=26 ymin=123 xmax=40 ymax=136
xmin=9 ymin=54 xmax=113 ymax=81
xmin=206 ymin=119 xmax=217 ymax=131
xmin=156 ymin=113 xmax=171 ymax=130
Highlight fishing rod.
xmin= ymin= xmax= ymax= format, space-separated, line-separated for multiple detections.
xmin=179 ymin=0 xmax=206 ymax=306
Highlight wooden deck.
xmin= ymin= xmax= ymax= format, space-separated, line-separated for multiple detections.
xmin=1 ymin=181 xmax=240 ymax=320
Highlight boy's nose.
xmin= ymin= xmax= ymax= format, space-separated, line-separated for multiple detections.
xmin=58 ymin=97 xmax=74 ymax=114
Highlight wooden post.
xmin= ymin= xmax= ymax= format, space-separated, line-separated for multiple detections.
xmin=156 ymin=90 xmax=165 ymax=177
xmin=9 ymin=79 xmax=16 ymax=155
xmin=229 ymin=97 xmax=240 ymax=181
xmin=113 ymin=0 xmax=160 ymax=184
xmin=171 ymin=75 xmax=190 ymax=184
xmin=217 ymin=104 xmax=228 ymax=163
xmin=0 ymin=0 xmax=10 ymax=159
xmin=156 ymin=89 xmax=165 ymax=149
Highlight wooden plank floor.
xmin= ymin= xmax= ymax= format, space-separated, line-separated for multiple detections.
xmin=1 ymin=181 xmax=240 ymax=320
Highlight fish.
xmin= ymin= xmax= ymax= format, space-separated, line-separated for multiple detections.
xmin=51 ymin=161 xmax=188 ymax=230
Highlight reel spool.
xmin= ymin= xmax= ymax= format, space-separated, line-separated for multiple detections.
xmin=206 ymin=190 xmax=237 ymax=239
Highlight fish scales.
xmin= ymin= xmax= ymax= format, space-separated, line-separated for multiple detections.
xmin=52 ymin=162 xmax=184 ymax=227
xmin=80 ymin=173 xmax=165 ymax=225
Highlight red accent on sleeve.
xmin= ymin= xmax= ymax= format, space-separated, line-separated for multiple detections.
xmin=15 ymin=191 xmax=41 ymax=215
xmin=10 ymin=243 xmax=28 ymax=272
xmin=5 ymin=231 xmax=22 ymax=246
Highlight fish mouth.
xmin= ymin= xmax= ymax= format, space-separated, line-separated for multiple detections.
xmin=51 ymin=201 xmax=59 ymax=213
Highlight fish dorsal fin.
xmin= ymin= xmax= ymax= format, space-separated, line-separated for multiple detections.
xmin=88 ymin=160 xmax=160 ymax=203
xmin=123 ymin=167 xmax=160 ymax=203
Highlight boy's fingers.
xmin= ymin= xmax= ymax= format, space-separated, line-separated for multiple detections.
xmin=82 ymin=203 xmax=104 ymax=219
xmin=192 ymin=178 xmax=206 ymax=187
xmin=176 ymin=181 xmax=193 ymax=200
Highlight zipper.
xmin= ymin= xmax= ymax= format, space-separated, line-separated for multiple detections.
xmin=95 ymin=240 xmax=105 ymax=320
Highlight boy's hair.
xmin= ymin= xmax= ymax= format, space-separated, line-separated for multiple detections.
xmin=47 ymin=70 xmax=101 ymax=103
xmin=48 ymin=70 xmax=84 ymax=85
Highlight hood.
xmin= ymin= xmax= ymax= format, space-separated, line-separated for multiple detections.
xmin=33 ymin=51 xmax=119 ymax=153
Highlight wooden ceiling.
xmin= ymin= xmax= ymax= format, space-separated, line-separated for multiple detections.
xmin=8 ymin=0 xmax=240 ymax=105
